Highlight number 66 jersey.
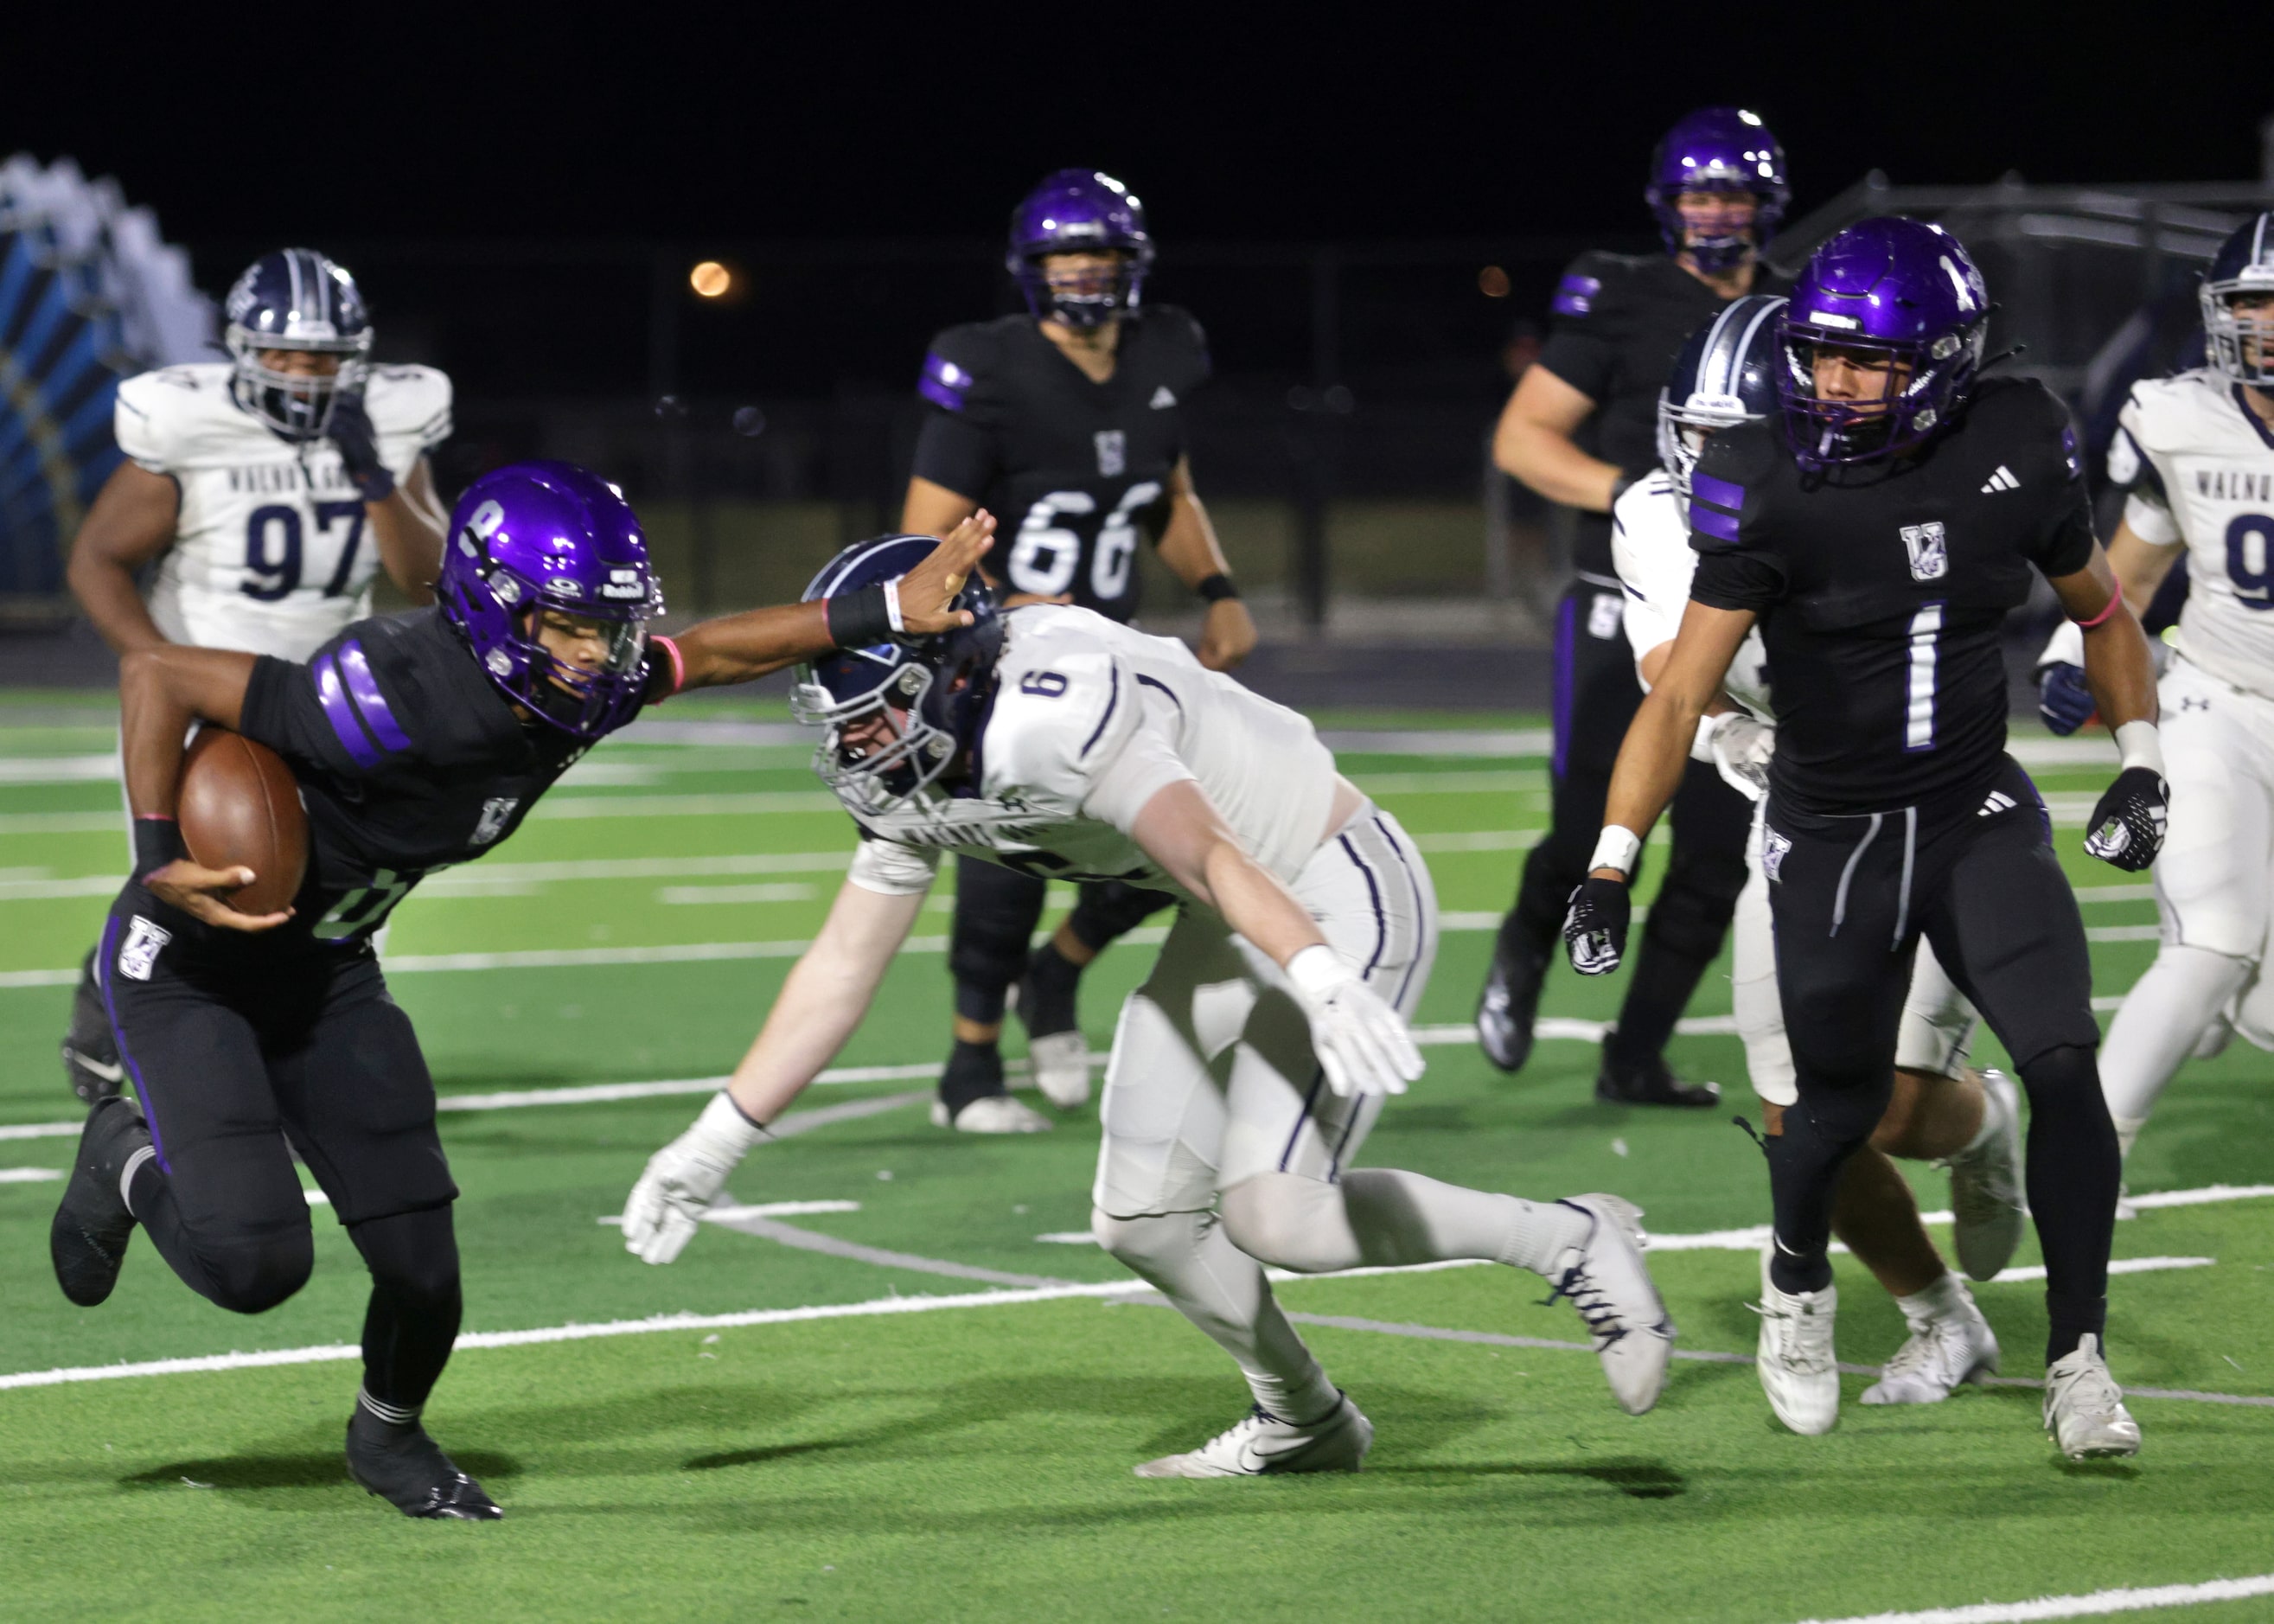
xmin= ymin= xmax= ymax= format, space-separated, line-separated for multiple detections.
xmin=114 ymin=361 xmax=452 ymax=661
xmin=910 ymin=308 xmax=1210 ymax=621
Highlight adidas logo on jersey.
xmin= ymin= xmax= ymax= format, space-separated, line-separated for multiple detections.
xmin=1150 ymin=386 xmax=1177 ymax=409
xmin=1979 ymin=789 xmax=2016 ymax=817
xmin=1980 ymin=465 xmax=2022 ymax=494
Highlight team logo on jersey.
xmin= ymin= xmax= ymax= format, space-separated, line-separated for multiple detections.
xmin=1094 ymin=430 xmax=1127 ymax=477
xmin=1760 ymin=826 xmax=1792 ymax=884
xmin=1587 ymin=592 xmax=1623 ymax=639
xmin=471 ymin=797 xmax=520 ymax=846
xmin=1979 ymin=465 xmax=2021 ymax=494
xmin=1900 ymin=521 xmax=1949 ymax=581
xmin=1150 ymin=386 xmax=1177 ymax=410
xmin=116 ymin=916 xmax=172 ymax=982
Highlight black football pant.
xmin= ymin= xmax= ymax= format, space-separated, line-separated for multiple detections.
xmin=1761 ymin=758 xmax=2116 ymax=1359
xmin=98 ymin=895 xmax=463 ymax=1416
xmin=1501 ymin=577 xmax=1752 ymax=1066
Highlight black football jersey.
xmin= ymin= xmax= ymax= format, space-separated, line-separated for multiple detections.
xmin=233 ymin=607 xmax=600 ymax=944
xmin=1541 ymin=252 xmax=1790 ymax=575
xmin=1685 ymin=377 xmax=2097 ymax=815
xmin=910 ymin=307 xmax=1210 ymax=621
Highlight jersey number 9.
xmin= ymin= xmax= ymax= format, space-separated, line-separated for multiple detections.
xmin=2225 ymin=514 xmax=2274 ymax=610
xmin=241 ymin=502 xmax=368 ymax=602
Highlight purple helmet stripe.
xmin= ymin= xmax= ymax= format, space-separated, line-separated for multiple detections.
xmin=1690 ymin=502 xmax=1741 ymax=543
xmin=1691 ymin=470 xmax=1745 ymax=511
xmin=314 ymin=654 xmax=384 ymax=769
xmin=337 ymin=641 xmax=412 ymax=753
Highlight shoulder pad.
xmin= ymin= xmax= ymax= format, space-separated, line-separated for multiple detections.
xmin=363 ymin=364 xmax=453 ymax=448
xmin=917 ymin=320 xmax=1008 ymax=413
xmin=981 ymin=637 xmax=1134 ymax=816
xmin=112 ymin=363 xmax=243 ymax=468
xmin=1551 ymin=251 xmax=1645 ymax=320
xmin=1684 ymin=421 xmax=1777 ymax=551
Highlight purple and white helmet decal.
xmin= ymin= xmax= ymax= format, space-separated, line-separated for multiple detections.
xmin=1006 ymin=169 xmax=1155 ymax=329
xmin=438 ymin=461 xmax=661 ymax=740
xmin=2201 ymin=212 xmax=2274 ymax=387
xmin=1658 ymin=294 xmax=1786 ymax=496
xmin=1644 ymin=108 xmax=1789 ymax=274
xmin=1776 ymin=217 xmax=1989 ymax=469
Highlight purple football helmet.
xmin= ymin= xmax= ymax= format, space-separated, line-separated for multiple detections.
xmin=223 ymin=248 xmax=374 ymax=441
xmin=438 ymin=461 xmax=661 ymax=740
xmin=790 ymin=535 xmax=1001 ymax=816
xmin=2201 ymin=211 xmax=2274 ymax=387
xmin=1006 ymin=169 xmax=1154 ymax=329
xmin=1644 ymin=108 xmax=1790 ymax=274
xmin=1776 ymin=218 xmax=1990 ymax=469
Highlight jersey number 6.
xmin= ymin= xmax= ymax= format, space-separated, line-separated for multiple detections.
xmin=1006 ymin=482 xmax=1164 ymax=601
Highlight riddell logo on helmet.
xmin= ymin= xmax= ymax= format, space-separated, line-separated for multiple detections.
xmin=601 ymin=569 xmax=647 ymax=600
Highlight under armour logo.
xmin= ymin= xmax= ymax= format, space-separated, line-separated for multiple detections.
xmin=2181 ymin=696 xmax=2211 ymax=712
xmin=1979 ymin=790 xmax=2016 ymax=817
xmin=1980 ymin=465 xmax=2022 ymax=494
xmin=1900 ymin=521 xmax=1948 ymax=581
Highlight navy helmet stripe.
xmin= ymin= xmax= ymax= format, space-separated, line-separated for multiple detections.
xmin=806 ymin=534 xmax=929 ymax=602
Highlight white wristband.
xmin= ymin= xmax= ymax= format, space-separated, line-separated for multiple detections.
xmin=2114 ymin=719 xmax=2165 ymax=778
xmin=882 ymin=579 xmax=906 ymax=634
xmin=1690 ymin=710 xmax=1723 ymax=763
xmin=1285 ymin=943 xmax=1351 ymax=1003
xmin=1588 ymin=825 xmax=1643 ymax=876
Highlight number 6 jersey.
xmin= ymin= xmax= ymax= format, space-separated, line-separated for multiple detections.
xmin=1684 ymin=377 xmax=2097 ymax=815
xmin=113 ymin=361 xmax=453 ymax=660
xmin=2110 ymin=368 xmax=2274 ymax=700
xmin=910 ymin=308 xmax=1210 ymax=620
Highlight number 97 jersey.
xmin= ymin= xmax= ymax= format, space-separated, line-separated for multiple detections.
xmin=909 ymin=308 xmax=1210 ymax=622
xmin=114 ymin=361 xmax=452 ymax=662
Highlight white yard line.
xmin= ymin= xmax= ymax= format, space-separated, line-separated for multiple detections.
xmin=1791 ymin=1572 xmax=2274 ymax=1624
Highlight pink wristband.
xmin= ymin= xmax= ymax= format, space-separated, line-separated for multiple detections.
xmin=2074 ymin=592 xmax=2124 ymax=630
xmin=654 ymin=634 xmax=685 ymax=698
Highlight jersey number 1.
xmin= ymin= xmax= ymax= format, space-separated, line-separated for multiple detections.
xmin=1905 ymin=603 xmax=1944 ymax=752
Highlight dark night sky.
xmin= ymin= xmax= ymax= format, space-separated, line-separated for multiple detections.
xmin=8 ymin=6 xmax=2268 ymax=247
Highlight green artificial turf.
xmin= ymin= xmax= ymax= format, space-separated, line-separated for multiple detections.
xmin=2 ymin=700 xmax=2271 ymax=1622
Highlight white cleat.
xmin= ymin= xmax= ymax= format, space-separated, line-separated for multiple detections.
xmin=1027 ymin=1032 xmax=1092 ymax=1109
xmin=1753 ymin=1250 xmax=1841 ymax=1435
xmin=1860 ymin=1280 xmax=1999 ymax=1404
xmin=929 ymin=1095 xmax=1052 ymax=1134
xmin=2044 ymin=1333 xmax=2142 ymax=1460
xmin=1134 ymin=1393 xmax=1373 ymax=1479
xmin=1944 ymin=1069 xmax=2028 ymax=1282
xmin=1544 ymin=1195 xmax=1676 ymax=1416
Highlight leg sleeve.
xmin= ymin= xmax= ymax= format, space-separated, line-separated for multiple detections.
xmin=1066 ymin=879 xmax=1174 ymax=954
xmin=1731 ymin=802 xmax=1797 ymax=1105
xmin=949 ymin=855 xmax=1048 ymax=1026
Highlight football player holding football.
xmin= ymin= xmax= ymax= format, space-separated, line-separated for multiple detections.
xmin=61 ymin=248 xmax=452 ymax=1105
xmin=1478 ymin=108 xmax=1791 ymax=1106
xmin=1567 ymin=219 xmax=2164 ymax=1458
xmin=2036 ymin=214 xmax=2274 ymax=1171
xmin=1615 ymin=294 xmax=2026 ymax=1423
xmin=48 ymin=465 xmax=993 ymax=1519
xmin=905 ymin=169 xmax=1256 ymax=1133
xmin=624 ymin=535 xmax=1676 ymax=1479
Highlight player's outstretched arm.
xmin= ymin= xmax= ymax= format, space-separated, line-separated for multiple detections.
xmin=116 ymin=645 xmax=291 ymax=931
xmin=1130 ymin=779 xmax=1422 ymax=1097
xmin=2051 ymin=547 xmax=2169 ymax=872
xmin=622 ymin=878 xmax=926 ymax=1263
xmin=67 ymin=462 xmax=182 ymax=655
xmin=663 ymin=510 xmax=999 ymax=692
xmin=1154 ymin=457 xmax=1256 ymax=672
xmin=1568 ymin=599 xmax=1754 ymax=974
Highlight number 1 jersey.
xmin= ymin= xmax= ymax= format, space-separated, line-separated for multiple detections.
xmin=1684 ymin=377 xmax=2097 ymax=815
xmin=909 ymin=309 xmax=1210 ymax=621
xmin=113 ymin=361 xmax=452 ymax=660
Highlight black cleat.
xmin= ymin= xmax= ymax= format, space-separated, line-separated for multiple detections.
xmin=61 ymin=948 xmax=125 ymax=1105
xmin=50 ymin=1097 xmax=150 ymax=1307
xmin=1015 ymin=943 xmax=1082 ymax=1042
xmin=1477 ymin=939 xmax=1550 ymax=1073
xmin=1595 ymin=1046 xmax=1720 ymax=1109
xmin=346 ymin=1411 xmax=503 ymax=1520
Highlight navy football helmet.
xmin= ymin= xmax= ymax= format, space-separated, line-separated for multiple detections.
xmin=790 ymin=536 xmax=1003 ymax=816
xmin=1657 ymin=295 xmax=1786 ymax=496
xmin=2201 ymin=212 xmax=2274 ymax=387
xmin=223 ymin=247 xmax=373 ymax=441
xmin=1006 ymin=169 xmax=1154 ymax=329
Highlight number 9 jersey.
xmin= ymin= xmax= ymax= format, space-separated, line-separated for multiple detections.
xmin=910 ymin=308 xmax=1210 ymax=621
xmin=113 ymin=361 xmax=452 ymax=661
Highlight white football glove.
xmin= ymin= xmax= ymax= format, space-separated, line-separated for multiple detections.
xmin=1696 ymin=709 xmax=1775 ymax=802
xmin=1285 ymin=943 xmax=1425 ymax=1097
xmin=622 ymin=1092 xmax=765 ymax=1264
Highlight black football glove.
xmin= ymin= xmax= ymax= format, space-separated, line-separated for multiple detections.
xmin=327 ymin=390 xmax=396 ymax=502
xmin=2083 ymin=765 xmax=2169 ymax=872
xmin=2034 ymin=662 xmax=2095 ymax=736
xmin=1562 ymin=876 xmax=1631 ymax=975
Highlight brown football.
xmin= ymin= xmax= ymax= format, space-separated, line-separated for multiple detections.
xmin=177 ymin=729 xmax=308 ymax=916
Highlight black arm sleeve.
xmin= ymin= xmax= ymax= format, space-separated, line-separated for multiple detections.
xmin=1689 ymin=549 xmax=1786 ymax=613
xmin=2029 ymin=403 xmax=2099 ymax=577
xmin=1535 ymin=253 xmax=1619 ymax=404
xmin=909 ymin=408 xmax=997 ymax=501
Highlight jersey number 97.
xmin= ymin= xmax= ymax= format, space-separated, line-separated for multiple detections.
xmin=242 ymin=502 xmax=368 ymax=602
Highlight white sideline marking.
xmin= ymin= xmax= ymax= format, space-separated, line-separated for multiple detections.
xmin=2087 ymin=924 xmax=2162 ymax=943
xmin=655 ymin=884 xmax=818 ymax=905
xmin=1791 ymin=1570 xmax=2274 ymax=1624
xmin=1036 ymin=1231 xmax=1097 ymax=1244
xmin=0 ymin=1167 xmax=61 ymax=1182
xmin=596 ymin=1199 xmax=862 ymax=1226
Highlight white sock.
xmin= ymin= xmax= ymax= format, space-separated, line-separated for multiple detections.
xmin=1224 ymin=1169 xmax=1592 ymax=1277
xmin=1893 ymin=1269 xmax=1964 ymax=1326
xmin=1958 ymin=1078 xmax=2003 ymax=1156
xmin=1093 ymin=1208 xmax=1339 ymax=1424
xmin=2100 ymin=945 xmax=2251 ymax=1131
xmin=2114 ymin=1116 xmax=2146 ymax=1162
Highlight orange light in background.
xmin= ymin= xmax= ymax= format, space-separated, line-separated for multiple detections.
xmin=1479 ymin=265 xmax=1511 ymax=298
xmin=689 ymin=261 xmax=732 ymax=298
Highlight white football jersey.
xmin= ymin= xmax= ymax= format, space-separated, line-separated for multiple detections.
xmin=845 ymin=606 xmax=1339 ymax=898
xmin=114 ymin=361 xmax=451 ymax=661
xmin=1611 ymin=471 xmax=1772 ymax=716
xmin=2115 ymin=368 xmax=2274 ymax=700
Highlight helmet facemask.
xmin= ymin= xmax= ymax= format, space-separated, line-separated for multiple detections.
xmin=2202 ymin=280 xmax=2274 ymax=387
xmin=1777 ymin=323 xmax=1982 ymax=469
xmin=792 ymin=655 xmax=962 ymax=815
xmin=226 ymin=329 xmax=372 ymax=442
xmin=1019 ymin=249 xmax=1141 ymax=330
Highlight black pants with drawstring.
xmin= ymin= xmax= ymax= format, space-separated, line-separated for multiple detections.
xmin=1760 ymin=756 xmax=2117 ymax=1359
